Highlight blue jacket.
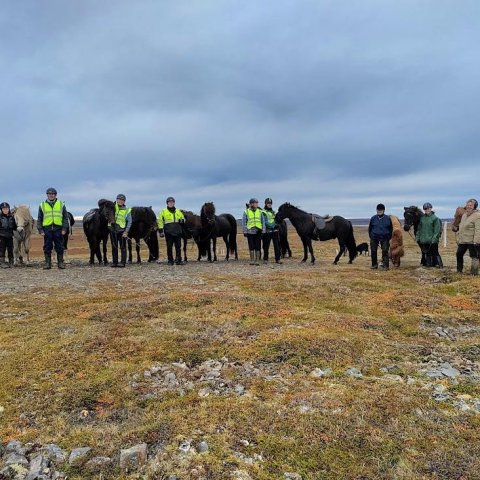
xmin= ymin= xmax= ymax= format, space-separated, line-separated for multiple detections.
xmin=369 ymin=214 xmax=393 ymax=241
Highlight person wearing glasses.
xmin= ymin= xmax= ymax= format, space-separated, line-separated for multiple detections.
xmin=37 ymin=187 xmax=69 ymax=269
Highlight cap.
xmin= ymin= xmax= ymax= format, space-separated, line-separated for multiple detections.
xmin=46 ymin=187 xmax=57 ymax=195
xmin=264 ymin=198 xmax=273 ymax=204
xmin=116 ymin=194 xmax=126 ymax=201
xmin=166 ymin=196 xmax=175 ymax=203
xmin=0 ymin=202 xmax=10 ymax=209
xmin=422 ymin=202 xmax=433 ymax=210
xmin=376 ymin=203 xmax=385 ymax=211
xmin=249 ymin=198 xmax=259 ymax=204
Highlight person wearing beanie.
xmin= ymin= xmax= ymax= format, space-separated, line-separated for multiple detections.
xmin=262 ymin=198 xmax=282 ymax=264
xmin=368 ymin=203 xmax=393 ymax=270
xmin=416 ymin=202 xmax=443 ymax=268
xmin=110 ymin=194 xmax=132 ymax=268
xmin=456 ymin=198 xmax=480 ymax=275
xmin=242 ymin=198 xmax=266 ymax=265
xmin=0 ymin=202 xmax=17 ymax=268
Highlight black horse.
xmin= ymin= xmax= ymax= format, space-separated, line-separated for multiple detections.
xmin=83 ymin=199 xmax=115 ymax=265
xmin=62 ymin=211 xmax=75 ymax=256
xmin=275 ymin=203 xmax=357 ymax=264
xmin=278 ymin=219 xmax=292 ymax=258
xmin=181 ymin=210 xmax=206 ymax=262
xmin=200 ymin=202 xmax=238 ymax=261
xmin=127 ymin=207 xmax=159 ymax=263
xmin=403 ymin=205 xmax=426 ymax=266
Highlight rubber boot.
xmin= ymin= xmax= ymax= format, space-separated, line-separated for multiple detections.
xmin=43 ymin=253 xmax=52 ymax=270
xmin=57 ymin=252 xmax=65 ymax=269
xmin=425 ymin=254 xmax=433 ymax=268
xmin=254 ymin=251 xmax=260 ymax=266
xmin=471 ymin=258 xmax=479 ymax=276
xmin=0 ymin=257 xmax=8 ymax=269
xmin=249 ymin=251 xmax=255 ymax=265
xmin=436 ymin=255 xmax=444 ymax=268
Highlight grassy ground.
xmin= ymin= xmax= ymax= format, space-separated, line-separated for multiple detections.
xmin=1 ymin=227 xmax=480 ymax=479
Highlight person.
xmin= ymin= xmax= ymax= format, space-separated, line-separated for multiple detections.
xmin=456 ymin=198 xmax=480 ymax=275
xmin=0 ymin=202 xmax=17 ymax=268
xmin=37 ymin=187 xmax=69 ymax=269
xmin=157 ymin=197 xmax=185 ymax=265
xmin=110 ymin=194 xmax=132 ymax=268
xmin=243 ymin=198 xmax=266 ymax=265
xmin=416 ymin=202 xmax=443 ymax=268
xmin=368 ymin=203 xmax=393 ymax=270
xmin=262 ymin=198 xmax=282 ymax=264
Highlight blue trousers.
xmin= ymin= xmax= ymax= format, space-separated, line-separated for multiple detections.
xmin=43 ymin=228 xmax=64 ymax=254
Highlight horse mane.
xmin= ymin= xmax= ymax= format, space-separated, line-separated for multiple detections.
xmin=130 ymin=206 xmax=156 ymax=224
xmin=202 ymin=202 xmax=215 ymax=216
xmin=12 ymin=205 xmax=33 ymax=220
xmin=390 ymin=215 xmax=402 ymax=231
xmin=279 ymin=202 xmax=308 ymax=215
xmin=98 ymin=198 xmax=114 ymax=208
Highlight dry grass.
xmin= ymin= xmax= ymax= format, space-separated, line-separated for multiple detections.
xmin=1 ymin=226 xmax=480 ymax=479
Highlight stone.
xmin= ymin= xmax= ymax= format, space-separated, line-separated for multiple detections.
xmin=231 ymin=469 xmax=252 ymax=480
xmin=234 ymin=384 xmax=245 ymax=395
xmin=310 ymin=368 xmax=327 ymax=378
xmin=85 ymin=456 xmax=113 ymax=472
xmin=0 ymin=464 xmax=29 ymax=480
xmin=382 ymin=374 xmax=403 ymax=383
xmin=178 ymin=440 xmax=193 ymax=454
xmin=4 ymin=452 xmax=29 ymax=467
xmin=26 ymin=455 xmax=50 ymax=480
xmin=119 ymin=443 xmax=147 ymax=471
xmin=5 ymin=441 xmax=26 ymax=456
xmin=440 ymin=363 xmax=461 ymax=379
xmin=284 ymin=473 xmax=303 ymax=480
xmin=52 ymin=472 xmax=67 ymax=480
xmin=43 ymin=444 xmax=66 ymax=463
xmin=68 ymin=447 xmax=92 ymax=466
xmin=197 ymin=441 xmax=209 ymax=453
xmin=345 ymin=367 xmax=363 ymax=379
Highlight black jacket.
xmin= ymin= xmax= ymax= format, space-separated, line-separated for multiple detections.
xmin=0 ymin=214 xmax=17 ymax=238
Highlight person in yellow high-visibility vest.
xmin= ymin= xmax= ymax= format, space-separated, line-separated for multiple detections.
xmin=157 ymin=196 xmax=186 ymax=265
xmin=110 ymin=193 xmax=132 ymax=268
xmin=262 ymin=198 xmax=282 ymax=264
xmin=37 ymin=187 xmax=69 ymax=270
xmin=242 ymin=198 xmax=266 ymax=265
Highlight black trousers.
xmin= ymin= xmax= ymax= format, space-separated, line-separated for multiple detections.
xmin=370 ymin=238 xmax=390 ymax=267
xmin=0 ymin=237 xmax=13 ymax=260
xmin=165 ymin=233 xmax=182 ymax=263
xmin=44 ymin=228 xmax=64 ymax=254
xmin=456 ymin=244 xmax=479 ymax=272
xmin=247 ymin=232 xmax=262 ymax=252
xmin=110 ymin=230 xmax=127 ymax=265
xmin=262 ymin=231 xmax=281 ymax=261
xmin=419 ymin=242 xmax=442 ymax=267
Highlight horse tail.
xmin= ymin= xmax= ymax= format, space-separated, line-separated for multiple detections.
xmin=346 ymin=221 xmax=357 ymax=260
xmin=224 ymin=213 xmax=237 ymax=254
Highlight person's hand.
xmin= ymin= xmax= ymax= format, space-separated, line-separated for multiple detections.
xmin=39 ymin=231 xmax=44 ymax=236
xmin=159 ymin=233 xmax=165 ymax=238
xmin=243 ymin=233 xmax=247 ymax=237
xmin=61 ymin=230 xmax=66 ymax=236
xmin=122 ymin=231 xmax=128 ymax=238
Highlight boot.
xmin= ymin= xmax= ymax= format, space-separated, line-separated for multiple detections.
xmin=8 ymin=257 xmax=14 ymax=267
xmin=254 ymin=251 xmax=261 ymax=266
xmin=425 ymin=254 xmax=433 ymax=268
xmin=57 ymin=252 xmax=65 ymax=269
xmin=471 ymin=258 xmax=479 ymax=276
xmin=43 ymin=253 xmax=52 ymax=270
xmin=0 ymin=257 xmax=9 ymax=269
xmin=435 ymin=255 xmax=444 ymax=268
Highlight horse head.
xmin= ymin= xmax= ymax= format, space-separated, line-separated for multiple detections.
xmin=98 ymin=199 xmax=115 ymax=224
xmin=451 ymin=206 xmax=466 ymax=232
xmin=12 ymin=205 xmax=33 ymax=233
xmin=201 ymin=202 xmax=216 ymax=226
xmin=275 ymin=202 xmax=292 ymax=222
xmin=403 ymin=206 xmax=422 ymax=233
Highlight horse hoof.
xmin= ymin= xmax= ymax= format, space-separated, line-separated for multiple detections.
xmin=301 ymin=260 xmax=306 ymax=263
xmin=333 ymin=261 xmax=338 ymax=265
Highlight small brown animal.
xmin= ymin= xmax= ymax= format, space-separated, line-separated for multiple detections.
xmin=390 ymin=229 xmax=405 ymax=267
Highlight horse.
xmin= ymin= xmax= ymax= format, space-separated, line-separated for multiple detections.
xmin=62 ymin=211 xmax=75 ymax=261
xmin=200 ymin=202 xmax=238 ymax=261
xmin=275 ymin=203 xmax=357 ymax=264
xmin=389 ymin=215 xmax=404 ymax=267
xmin=181 ymin=210 xmax=205 ymax=261
xmin=127 ymin=207 xmax=159 ymax=263
xmin=403 ymin=206 xmax=426 ymax=266
xmin=278 ymin=219 xmax=292 ymax=258
xmin=451 ymin=206 xmax=465 ymax=232
xmin=83 ymin=199 xmax=115 ymax=265
xmin=12 ymin=205 xmax=34 ymax=265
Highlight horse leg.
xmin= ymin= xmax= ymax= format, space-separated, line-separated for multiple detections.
xmin=224 ymin=235 xmax=229 ymax=261
xmin=301 ymin=237 xmax=308 ymax=262
xmin=102 ymin=238 xmax=108 ymax=265
xmin=334 ymin=241 xmax=344 ymax=264
xmin=213 ymin=237 xmax=218 ymax=262
xmin=308 ymin=240 xmax=315 ymax=264
xmin=136 ymin=240 xmax=141 ymax=264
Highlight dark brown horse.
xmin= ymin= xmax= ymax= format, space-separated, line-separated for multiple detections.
xmin=127 ymin=207 xmax=159 ymax=263
xmin=181 ymin=210 xmax=208 ymax=262
xmin=275 ymin=203 xmax=357 ymax=264
xmin=83 ymin=199 xmax=115 ymax=265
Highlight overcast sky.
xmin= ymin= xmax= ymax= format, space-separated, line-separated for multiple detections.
xmin=1 ymin=0 xmax=479 ymax=218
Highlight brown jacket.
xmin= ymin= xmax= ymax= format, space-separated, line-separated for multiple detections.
xmin=457 ymin=210 xmax=480 ymax=244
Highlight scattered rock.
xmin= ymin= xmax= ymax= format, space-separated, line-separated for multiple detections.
xmin=43 ymin=444 xmax=66 ymax=464
xmin=4 ymin=452 xmax=29 ymax=467
xmin=345 ymin=367 xmax=363 ymax=379
xmin=119 ymin=443 xmax=147 ymax=471
xmin=26 ymin=454 xmax=50 ymax=480
xmin=284 ymin=473 xmax=302 ymax=480
xmin=68 ymin=447 xmax=92 ymax=467
xmin=197 ymin=441 xmax=209 ymax=453
xmin=439 ymin=363 xmax=461 ymax=379
xmin=310 ymin=368 xmax=332 ymax=378
xmin=85 ymin=456 xmax=113 ymax=472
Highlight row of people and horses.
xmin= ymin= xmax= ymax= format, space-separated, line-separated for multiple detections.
xmin=0 ymin=195 xmax=476 ymax=270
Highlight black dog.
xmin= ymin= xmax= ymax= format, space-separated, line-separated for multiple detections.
xmin=356 ymin=242 xmax=369 ymax=256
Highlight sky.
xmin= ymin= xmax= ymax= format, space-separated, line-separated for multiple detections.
xmin=1 ymin=0 xmax=479 ymax=219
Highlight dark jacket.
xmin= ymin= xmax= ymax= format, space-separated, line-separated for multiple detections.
xmin=0 ymin=214 xmax=17 ymax=238
xmin=369 ymin=214 xmax=393 ymax=241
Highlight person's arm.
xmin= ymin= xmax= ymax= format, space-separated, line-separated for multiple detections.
xmin=433 ymin=217 xmax=442 ymax=243
xmin=37 ymin=205 xmax=44 ymax=234
xmin=124 ymin=210 xmax=132 ymax=235
xmin=242 ymin=211 xmax=248 ymax=235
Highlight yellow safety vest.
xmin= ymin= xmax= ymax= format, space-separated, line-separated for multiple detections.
xmin=41 ymin=200 xmax=64 ymax=227
xmin=157 ymin=208 xmax=185 ymax=229
xmin=246 ymin=208 xmax=263 ymax=229
xmin=115 ymin=204 xmax=131 ymax=229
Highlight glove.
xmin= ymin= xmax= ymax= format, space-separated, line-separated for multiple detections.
xmin=159 ymin=229 xmax=165 ymax=238
xmin=243 ymin=233 xmax=248 ymax=237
